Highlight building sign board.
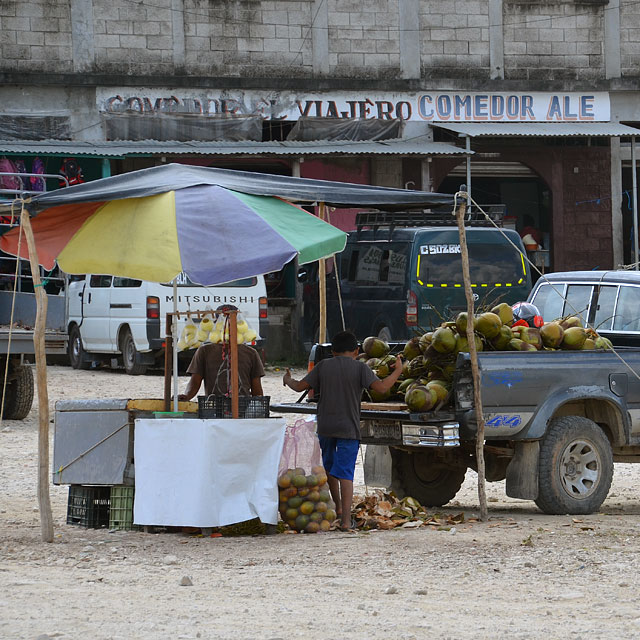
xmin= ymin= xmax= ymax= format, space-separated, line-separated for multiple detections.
xmin=97 ymin=89 xmax=611 ymax=122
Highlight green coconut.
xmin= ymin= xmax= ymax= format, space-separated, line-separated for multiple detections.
xmin=362 ymin=336 xmax=390 ymax=358
xmin=403 ymin=337 xmax=422 ymax=360
xmin=490 ymin=325 xmax=513 ymax=350
xmin=368 ymin=387 xmax=391 ymax=402
xmin=509 ymin=338 xmax=537 ymax=352
xmin=561 ymin=326 xmax=587 ymax=350
xmin=404 ymin=385 xmax=438 ymax=412
xmin=595 ymin=336 xmax=613 ymax=350
xmin=518 ymin=327 xmax=542 ymax=350
xmin=426 ymin=380 xmax=450 ymax=405
xmin=432 ymin=327 xmax=457 ymax=354
xmin=582 ymin=338 xmax=596 ymax=350
xmin=418 ymin=332 xmax=434 ymax=354
xmin=475 ymin=312 xmax=502 ymax=339
xmin=455 ymin=312 xmax=477 ymax=334
xmin=560 ymin=316 xmax=583 ymax=330
xmin=540 ymin=322 xmax=564 ymax=349
xmin=455 ymin=333 xmax=483 ymax=353
xmin=491 ymin=302 xmax=514 ymax=326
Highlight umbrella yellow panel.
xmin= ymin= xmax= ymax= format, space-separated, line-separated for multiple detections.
xmin=57 ymin=192 xmax=183 ymax=282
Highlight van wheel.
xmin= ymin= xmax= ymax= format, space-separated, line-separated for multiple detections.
xmin=68 ymin=325 xmax=91 ymax=370
xmin=535 ymin=416 xmax=613 ymax=515
xmin=391 ymin=450 xmax=466 ymax=507
xmin=120 ymin=329 xmax=147 ymax=375
xmin=377 ymin=326 xmax=392 ymax=342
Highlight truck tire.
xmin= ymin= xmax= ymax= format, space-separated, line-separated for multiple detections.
xmin=120 ymin=328 xmax=147 ymax=375
xmin=68 ymin=325 xmax=91 ymax=370
xmin=1 ymin=364 xmax=34 ymax=420
xmin=392 ymin=450 xmax=466 ymax=507
xmin=377 ymin=325 xmax=392 ymax=342
xmin=535 ymin=416 xmax=613 ymax=515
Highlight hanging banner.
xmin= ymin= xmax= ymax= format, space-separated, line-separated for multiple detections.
xmin=97 ymin=89 xmax=611 ymax=123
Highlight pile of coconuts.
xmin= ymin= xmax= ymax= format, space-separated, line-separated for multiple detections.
xmin=359 ymin=302 xmax=614 ymax=414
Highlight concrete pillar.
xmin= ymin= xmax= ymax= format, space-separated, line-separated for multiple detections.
xmin=604 ymin=0 xmax=621 ymax=79
xmin=70 ymin=0 xmax=95 ymax=72
xmin=312 ymin=0 xmax=329 ymax=75
xmin=399 ymin=0 xmax=420 ymax=79
xmin=172 ymin=0 xmax=186 ymax=69
xmin=421 ymin=158 xmax=432 ymax=192
xmin=489 ymin=0 xmax=504 ymax=80
xmin=610 ymin=138 xmax=624 ymax=268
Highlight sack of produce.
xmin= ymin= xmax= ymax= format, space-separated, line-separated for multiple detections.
xmin=277 ymin=466 xmax=337 ymax=533
xmin=236 ymin=312 xmax=258 ymax=344
xmin=196 ymin=310 xmax=215 ymax=343
xmin=278 ymin=417 xmax=322 ymax=477
xmin=177 ymin=316 xmax=198 ymax=351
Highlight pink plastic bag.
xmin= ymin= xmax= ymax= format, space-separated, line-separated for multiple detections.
xmin=278 ymin=417 xmax=322 ymax=477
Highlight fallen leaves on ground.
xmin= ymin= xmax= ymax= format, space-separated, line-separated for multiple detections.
xmin=352 ymin=491 xmax=465 ymax=530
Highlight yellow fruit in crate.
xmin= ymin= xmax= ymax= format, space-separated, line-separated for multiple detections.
xmin=200 ymin=317 xmax=214 ymax=332
xmin=209 ymin=331 xmax=222 ymax=344
xmin=237 ymin=320 xmax=249 ymax=332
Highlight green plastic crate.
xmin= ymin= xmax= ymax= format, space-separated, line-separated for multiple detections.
xmin=109 ymin=486 xmax=140 ymax=531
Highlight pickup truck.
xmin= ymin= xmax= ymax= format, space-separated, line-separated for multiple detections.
xmin=0 ymin=289 xmax=68 ymax=420
xmin=271 ymin=344 xmax=640 ymax=515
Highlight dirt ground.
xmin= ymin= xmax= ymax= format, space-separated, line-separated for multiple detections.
xmin=3 ymin=364 xmax=640 ymax=640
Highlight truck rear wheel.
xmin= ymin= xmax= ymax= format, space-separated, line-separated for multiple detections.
xmin=391 ymin=449 xmax=466 ymax=507
xmin=120 ymin=328 xmax=147 ymax=375
xmin=535 ymin=416 xmax=613 ymax=515
xmin=1 ymin=363 xmax=34 ymax=420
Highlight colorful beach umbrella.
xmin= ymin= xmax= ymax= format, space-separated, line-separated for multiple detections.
xmin=1 ymin=184 xmax=346 ymax=285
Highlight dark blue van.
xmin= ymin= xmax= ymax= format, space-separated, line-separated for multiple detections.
xmin=301 ymin=214 xmax=531 ymax=343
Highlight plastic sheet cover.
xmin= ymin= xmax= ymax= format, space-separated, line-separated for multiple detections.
xmin=287 ymin=117 xmax=402 ymax=141
xmin=0 ymin=114 xmax=71 ymax=140
xmin=24 ymin=163 xmax=455 ymax=212
xmin=134 ymin=417 xmax=287 ymax=527
xmin=104 ymin=114 xmax=262 ymax=142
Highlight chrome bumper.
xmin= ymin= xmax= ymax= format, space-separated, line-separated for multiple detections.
xmin=402 ymin=423 xmax=460 ymax=447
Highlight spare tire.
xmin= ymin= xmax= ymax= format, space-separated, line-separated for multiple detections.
xmin=1 ymin=363 xmax=34 ymax=420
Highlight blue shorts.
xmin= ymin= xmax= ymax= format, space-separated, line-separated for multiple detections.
xmin=318 ymin=436 xmax=360 ymax=481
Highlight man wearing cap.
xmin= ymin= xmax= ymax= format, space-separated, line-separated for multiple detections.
xmin=178 ymin=305 xmax=265 ymax=400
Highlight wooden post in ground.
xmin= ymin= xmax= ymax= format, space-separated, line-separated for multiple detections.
xmin=454 ymin=197 xmax=488 ymax=522
xmin=20 ymin=205 xmax=54 ymax=542
xmin=228 ymin=310 xmax=239 ymax=418
xmin=318 ymin=202 xmax=327 ymax=344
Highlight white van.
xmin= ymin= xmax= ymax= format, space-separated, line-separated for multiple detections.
xmin=66 ymin=273 xmax=267 ymax=374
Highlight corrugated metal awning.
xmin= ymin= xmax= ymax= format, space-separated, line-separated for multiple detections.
xmin=0 ymin=138 xmax=468 ymax=157
xmin=432 ymin=122 xmax=640 ymax=137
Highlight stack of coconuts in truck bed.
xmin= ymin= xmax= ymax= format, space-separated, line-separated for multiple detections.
xmin=360 ymin=302 xmax=614 ymax=414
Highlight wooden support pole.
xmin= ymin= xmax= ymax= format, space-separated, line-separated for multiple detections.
xmin=163 ymin=311 xmax=173 ymax=411
xmin=454 ymin=197 xmax=488 ymax=522
xmin=318 ymin=202 xmax=327 ymax=343
xmin=229 ymin=310 xmax=239 ymax=419
xmin=20 ymin=206 xmax=54 ymax=542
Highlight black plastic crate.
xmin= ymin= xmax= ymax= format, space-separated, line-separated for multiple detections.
xmin=198 ymin=395 xmax=270 ymax=419
xmin=66 ymin=485 xmax=111 ymax=528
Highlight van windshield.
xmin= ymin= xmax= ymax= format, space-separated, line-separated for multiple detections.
xmin=416 ymin=243 xmax=526 ymax=288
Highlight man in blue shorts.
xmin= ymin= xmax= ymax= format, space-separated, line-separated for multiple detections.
xmin=283 ymin=331 xmax=402 ymax=531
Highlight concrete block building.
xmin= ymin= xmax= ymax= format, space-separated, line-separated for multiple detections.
xmin=1 ymin=0 xmax=639 ymax=349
